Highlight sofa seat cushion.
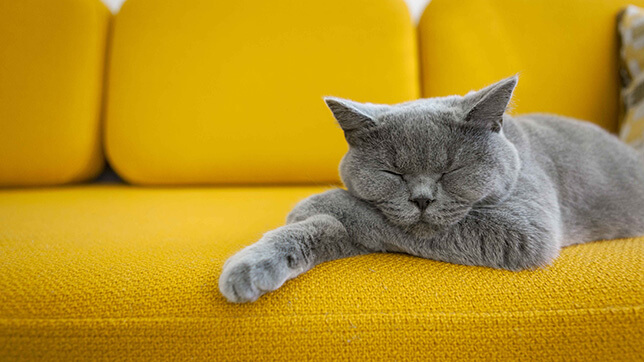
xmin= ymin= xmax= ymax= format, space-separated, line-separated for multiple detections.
xmin=0 ymin=186 xmax=642 ymax=360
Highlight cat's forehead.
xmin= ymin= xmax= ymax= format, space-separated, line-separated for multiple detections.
xmin=381 ymin=96 xmax=465 ymax=124
xmin=363 ymin=107 xmax=462 ymax=171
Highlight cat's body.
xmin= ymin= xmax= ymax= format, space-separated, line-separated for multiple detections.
xmin=219 ymin=76 xmax=644 ymax=303
xmin=499 ymin=113 xmax=644 ymax=245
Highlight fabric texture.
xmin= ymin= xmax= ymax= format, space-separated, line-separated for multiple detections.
xmin=0 ymin=0 xmax=109 ymax=186
xmin=105 ymin=0 xmax=419 ymax=185
xmin=618 ymin=5 xmax=644 ymax=146
xmin=1 ymin=186 xmax=642 ymax=360
xmin=418 ymin=0 xmax=644 ymax=132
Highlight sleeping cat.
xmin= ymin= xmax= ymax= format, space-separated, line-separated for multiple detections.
xmin=219 ymin=75 xmax=644 ymax=303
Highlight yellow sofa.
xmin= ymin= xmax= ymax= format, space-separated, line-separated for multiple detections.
xmin=0 ymin=0 xmax=642 ymax=360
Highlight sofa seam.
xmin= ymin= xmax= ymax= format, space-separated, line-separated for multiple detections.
xmin=0 ymin=304 xmax=641 ymax=322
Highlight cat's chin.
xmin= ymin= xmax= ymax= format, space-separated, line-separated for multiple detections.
xmin=404 ymin=221 xmax=444 ymax=238
xmin=422 ymin=207 xmax=471 ymax=228
xmin=403 ymin=212 xmax=469 ymax=238
xmin=380 ymin=213 xmax=444 ymax=236
xmin=380 ymin=210 xmax=461 ymax=236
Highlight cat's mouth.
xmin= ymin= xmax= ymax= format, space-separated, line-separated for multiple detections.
xmin=378 ymin=208 xmax=448 ymax=229
xmin=375 ymin=200 xmax=470 ymax=231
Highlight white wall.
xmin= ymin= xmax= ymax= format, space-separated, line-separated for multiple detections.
xmin=100 ymin=0 xmax=430 ymax=22
xmin=404 ymin=0 xmax=431 ymax=22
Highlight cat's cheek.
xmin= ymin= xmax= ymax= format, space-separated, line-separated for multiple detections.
xmin=353 ymin=174 xmax=401 ymax=201
xmin=380 ymin=178 xmax=404 ymax=196
xmin=441 ymin=186 xmax=483 ymax=204
xmin=443 ymin=176 xmax=489 ymax=202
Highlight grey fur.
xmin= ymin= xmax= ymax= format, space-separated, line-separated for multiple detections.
xmin=219 ymin=75 xmax=644 ymax=303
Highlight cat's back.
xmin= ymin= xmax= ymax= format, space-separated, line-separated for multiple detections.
xmin=504 ymin=113 xmax=644 ymax=243
xmin=510 ymin=114 xmax=617 ymax=149
xmin=509 ymin=113 xmax=643 ymax=173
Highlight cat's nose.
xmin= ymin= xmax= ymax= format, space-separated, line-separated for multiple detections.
xmin=411 ymin=197 xmax=434 ymax=210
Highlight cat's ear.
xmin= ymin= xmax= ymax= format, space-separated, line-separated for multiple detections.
xmin=464 ymin=75 xmax=518 ymax=133
xmin=324 ymin=97 xmax=387 ymax=133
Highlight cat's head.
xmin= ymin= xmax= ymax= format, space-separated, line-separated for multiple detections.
xmin=325 ymin=76 xmax=521 ymax=237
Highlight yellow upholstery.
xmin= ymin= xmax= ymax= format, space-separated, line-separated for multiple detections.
xmin=418 ymin=0 xmax=644 ymax=132
xmin=0 ymin=0 xmax=109 ymax=186
xmin=2 ymin=0 xmax=642 ymax=360
xmin=105 ymin=0 xmax=419 ymax=185
xmin=0 ymin=186 xmax=641 ymax=360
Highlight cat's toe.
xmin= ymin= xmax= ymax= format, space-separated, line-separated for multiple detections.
xmin=219 ymin=262 xmax=260 ymax=303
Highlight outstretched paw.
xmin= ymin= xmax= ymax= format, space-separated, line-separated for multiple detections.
xmin=218 ymin=237 xmax=309 ymax=303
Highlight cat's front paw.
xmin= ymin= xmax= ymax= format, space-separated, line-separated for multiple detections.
xmin=218 ymin=239 xmax=308 ymax=303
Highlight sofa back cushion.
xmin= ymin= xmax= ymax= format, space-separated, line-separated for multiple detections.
xmin=0 ymin=0 xmax=109 ymax=187
xmin=105 ymin=0 xmax=419 ymax=185
xmin=418 ymin=0 xmax=644 ymax=132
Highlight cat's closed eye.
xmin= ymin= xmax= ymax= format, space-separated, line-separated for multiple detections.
xmin=445 ymin=165 xmax=467 ymax=176
xmin=381 ymin=170 xmax=403 ymax=178
xmin=451 ymin=165 xmax=466 ymax=172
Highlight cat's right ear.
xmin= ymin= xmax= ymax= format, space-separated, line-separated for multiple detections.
xmin=324 ymin=97 xmax=386 ymax=133
xmin=463 ymin=75 xmax=518 ymax=133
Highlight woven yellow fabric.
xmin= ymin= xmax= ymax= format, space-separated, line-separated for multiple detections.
xmin=0 ymin=0 xmax=109 ymax=186
xmin=0 ymin=186 xmax=642 ymax=360
xmin=105 ymin=0 xmax=419 ymax=185
xmin=418 ymin=0 xmax=644 ymax=132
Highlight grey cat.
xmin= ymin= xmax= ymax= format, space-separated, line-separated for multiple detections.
xmin=219 ymin=75 xmax=644 ymax=303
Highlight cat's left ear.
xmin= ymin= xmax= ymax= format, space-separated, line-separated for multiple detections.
xmin=464 ymin=75 xmax=518 ymax=133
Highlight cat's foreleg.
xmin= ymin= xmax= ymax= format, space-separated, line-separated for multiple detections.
xmin=219 ymin=190 xmax=378 ymax=303
xmin=407 ymin=206 xmax=562 ymax=271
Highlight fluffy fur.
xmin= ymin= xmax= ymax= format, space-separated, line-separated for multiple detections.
xmin=219 ymin=75 xmax=644 ymax=303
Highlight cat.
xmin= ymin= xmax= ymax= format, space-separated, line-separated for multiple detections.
xmin=219 ymin=75 xmax=644 ymax=303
